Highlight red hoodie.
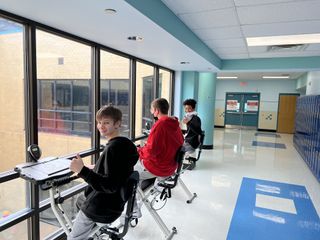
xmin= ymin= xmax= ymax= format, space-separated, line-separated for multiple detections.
xmin=138 ymin=116 xmax=184 ymax=177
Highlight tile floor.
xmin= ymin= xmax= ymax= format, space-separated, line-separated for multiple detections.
xmin=123 ymin=128 xmax=320 ymax=240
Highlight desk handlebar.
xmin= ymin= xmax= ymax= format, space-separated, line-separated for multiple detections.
xmin=51 ymin=175 xmax=79 ymax=187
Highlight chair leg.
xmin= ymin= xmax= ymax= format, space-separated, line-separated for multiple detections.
xmin=138 ymin=187 xmax=177 ymax=239
xmin=178 ymin=178 xmax=197 ymax=204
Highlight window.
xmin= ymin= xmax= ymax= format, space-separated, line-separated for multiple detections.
xmin=0 ymin=219 xmax=28 ymax=240
xmin=0 ymin=12 xmax=173 ymax=240
xmin=100 ymin=50 xmax=130 ymax=137
xmin=159 ymin=68 xmax=172 ymax=104
xmin=135 ymin=62 xmax=154 ymax=136
xmin=36 ymin=30 xmax=92 ymax=158
xmin=0 ymin=18 xmax=25 ymax=172
xmin=0 ymin=17 xmax=28 ymax=222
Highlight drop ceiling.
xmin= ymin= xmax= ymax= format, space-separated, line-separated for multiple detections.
xmin=162 ymin=0 xmax=320 ymax=59
xmin=1 ymin=0 xmax=319 ymax=80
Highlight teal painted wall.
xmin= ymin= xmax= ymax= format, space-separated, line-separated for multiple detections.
xmin=222 ymin=57 xmax=320 ymax=71
xmin=180 ymin=71 xmax=216 ymax=147
xmin=180 ymin=71 xmax=199 ymax=119
xmin=197 ymin=72 xmax=216 ymax=147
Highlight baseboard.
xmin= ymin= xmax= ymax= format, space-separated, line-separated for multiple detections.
xmin=214 ymin=125 xmax=225 ymax=128
xmin=202 ymin=145 xmax=213 ymax=149
xmin=257 ymin=128 xmax=276 ymax=132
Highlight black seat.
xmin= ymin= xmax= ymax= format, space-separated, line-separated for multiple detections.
xmin=196 ymin=130 xmax=205 ymax=161
xmin=140 ymin=146 xmax=185 ymax=198
xmin=90 ymin=171 xmax=139 ymax=240
xmin=156 ymin=146 xmax=185 ymax=199
xmin=183 ymin=130 xmax=205 ymax=170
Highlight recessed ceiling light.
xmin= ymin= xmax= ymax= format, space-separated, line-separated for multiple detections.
xmin=217 ymin=76 xmax=238 ymax=79
xmin=246 ymin=33 xmax=320 ymax=46
xmin=104 ymin=8 xmax=117 ymax=14
xmin=180 ymin=61 xmax=190 ymax=64
xmin=262 ymin=75 xmax=290 ymax=79
xmin=127 ymin=36 xmax=143 ymax=41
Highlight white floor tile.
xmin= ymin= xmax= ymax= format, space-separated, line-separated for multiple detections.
xmin=255 ymin=193 xmax=297 ymax=214
xmin=123 ymin=128 xmax=320 ymax=240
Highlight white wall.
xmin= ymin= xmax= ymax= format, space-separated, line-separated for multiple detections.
xmin=306 ymin=71 xmax=320 ymax=95
xmin=173 ymin=71 xmax=182 ymax=118
xmin=215 ymin=79 xmax=298 ymax=130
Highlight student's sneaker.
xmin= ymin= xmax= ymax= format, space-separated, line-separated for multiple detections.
xmin=183 ymin=157 xmax=197 ymax=170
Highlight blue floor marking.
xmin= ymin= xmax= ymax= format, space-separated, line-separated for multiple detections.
xmin=227 ymin=178 xmax=320 ymax=240
xmin=255 ymin=132 xmax=280 ymax=138
xmin=252 ymin=140 xmax=286 ymax=149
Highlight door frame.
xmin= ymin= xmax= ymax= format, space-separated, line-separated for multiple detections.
xmin=276 ymin=93 xmax=300 ymax=132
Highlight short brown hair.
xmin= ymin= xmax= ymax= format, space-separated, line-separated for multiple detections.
xmin=96 ymin=105 xmax=122 ymax=123
xmin=152 ymin=98 xmax=169 ymax=114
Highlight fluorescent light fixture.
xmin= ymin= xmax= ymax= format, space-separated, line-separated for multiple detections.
xmin=217 ymin=76 xmax=238 ymax=79
xmin=246 ymin=33 xmax=320 ymax=46
xmin=262 ymin=75 xmax=290 ymax=79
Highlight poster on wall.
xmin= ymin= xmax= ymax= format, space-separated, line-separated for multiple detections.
xmin=227 ymin=100 xmax=240 ymax=112
xmin=245 ymin=100 xmax=259 ymax=112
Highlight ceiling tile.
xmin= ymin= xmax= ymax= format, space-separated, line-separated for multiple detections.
xmin=305 ymin=43 xmax=320 ymax=51
xmin=215 ymin=47 xmax=248 ymax=55
xmin=179 ymin=8 xmax=239 ymax=29
xmin=237 ymin=1 xmax=320 ymax=25
xmin=193 ymin=26 xmax=243 ymax=40
xmin=249 ymin=50 xmax=320 ymax=58
xmin=162 ymin=0 xmax=235 ymax=14
xmin=234 ymin=0 xmax=301 ymax=7
xmin=242 ymin=20 xmax=320 ymax=37
xmin=218 ymin=53 xmax=249 ymax=59
xmin=205 ymin=38 xmax=247 ymax=48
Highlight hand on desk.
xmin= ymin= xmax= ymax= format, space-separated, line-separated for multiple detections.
xmin=70 ymin=154 xmax=84 ymax=174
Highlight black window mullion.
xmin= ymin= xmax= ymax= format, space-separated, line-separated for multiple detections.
xmin=154 ymin=66 xmax=159 ymax=99
xmin=129 ymin=59 xmax=136 ymax=140
xmin=24 ymin=24 xmax=40 ymax=240
xmin=92 ymin=47 xmax=100 ymax=163
xmin=170 ymin=71 xmax=175 ymax=115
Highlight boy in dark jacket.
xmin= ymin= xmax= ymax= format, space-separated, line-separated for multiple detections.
xmin=68 ymin=105 xmax=139 ymax=240
xmin=182 ymin=99 xmax=202 ymax=161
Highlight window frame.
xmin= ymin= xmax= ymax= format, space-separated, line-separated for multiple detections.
xmin=0 ymin=9 xmax=174 ymax=240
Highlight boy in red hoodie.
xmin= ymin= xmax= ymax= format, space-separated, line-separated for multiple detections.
xmin=134 ymin=98 xmax=184 ymax=219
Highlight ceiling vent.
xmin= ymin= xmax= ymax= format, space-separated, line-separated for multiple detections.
xmin=267 ymin=44 xmax=308 ymax=52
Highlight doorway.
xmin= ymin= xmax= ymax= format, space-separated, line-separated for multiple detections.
xmin=224 ymin=93 xmax=260 ymax=128
xmin=277 ymin=94 xmax=299 ymax=133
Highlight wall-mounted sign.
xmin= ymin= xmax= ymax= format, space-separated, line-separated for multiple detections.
xmin=245 ymin=100 xmax=259 ymax=112
xmin=227 ymin=100 xmax=240 ymax=111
